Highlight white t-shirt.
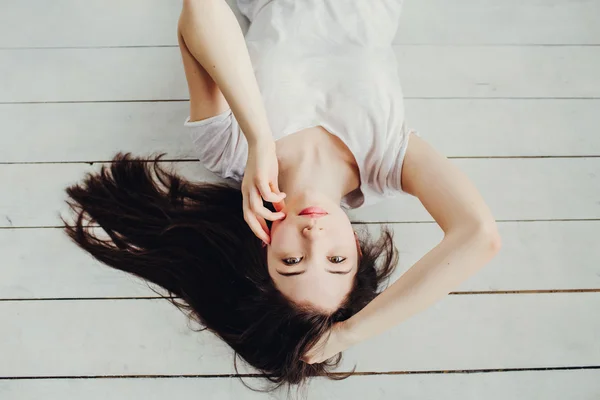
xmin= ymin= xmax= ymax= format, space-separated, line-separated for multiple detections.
xmin=185 ymin=0 xmax=412 ymax=208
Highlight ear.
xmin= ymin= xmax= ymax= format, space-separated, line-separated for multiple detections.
xmin=354 ymin=231 xmax=363 ymax=258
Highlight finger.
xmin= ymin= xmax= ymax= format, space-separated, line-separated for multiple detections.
xmin=257 ymin=215 xmax=269 ymax=237
xmin=250 ymin=188 xmax=286 ymax=221
xmin=256 ymin=208 xmax=286 ymax=221
xmin=243 ymin=194 xmax=270 ymax=244
xmin=273 ymin=199 xmax=286 ymax=212
xmin=270 ymin=181 xmax=286 ymax=197
xmin=270 ymin=182 xmax=286 ymax=212
xmin=257 ymin=179 xmax=286 ymax=203
xmin=245 ymin=211 xmax=270 ymax=244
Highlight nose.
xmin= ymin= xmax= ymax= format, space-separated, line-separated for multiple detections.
xmin=302 ymin=219 xmax=324 ymax=238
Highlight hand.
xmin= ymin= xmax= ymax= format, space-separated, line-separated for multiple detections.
xmin=242 ymin=139 xmax=286 ymax=244
xmin=302 ymin=322 xmax=356 ymax=364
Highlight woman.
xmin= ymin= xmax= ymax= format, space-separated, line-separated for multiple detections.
xmin=65 ymin=0 xmax=501 ymax=389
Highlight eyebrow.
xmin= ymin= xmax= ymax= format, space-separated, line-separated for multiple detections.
xmin=277 ymin=269 xmax=353 ymax=277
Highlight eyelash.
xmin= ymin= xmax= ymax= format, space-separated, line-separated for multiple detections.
xmin=282 ymin=256 xmax=347 ymax=265
xmin=282 ymin=257 xmax=303 ymax=265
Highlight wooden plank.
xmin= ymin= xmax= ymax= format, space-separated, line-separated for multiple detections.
xmin=1 ymin=370 xmax=599 ymax=400
xmin=1 ymin=158 xmax=598 ymax=228
xmin=393 ymin=46 xmax=600 ymax=98
xmin=0 ymin=0 xmax=247 ymax=49
xmin=0 ymin=48 xmax=188 ymax=103
xmin=0 ymin=228 xmax=153 ymax=299
xmin=0 ymin=0 xmax=179 ymax=48
xmin=2 ymin=221 xmax=599 ymax=300
xmin=1 ymin=47 xmax=599 ymax=103
xmin=349 ymin=157 xmax=600 ymax=223
xmin=0 ymin=162 xmax=222 ymax=228
xmin=387 ymin=220 xmax=600 ymax=292
xmin=0 ymin=102 xmax=195 ymax=163
xmin=1 ymin=293 xmax=598 ymax=376
xmin=397 ymin=0 xmax=600 ymax=45
xmin=2 ymin=0 xmax=598 ymax=48
xmin=405 ymin=99 xmax=600 ymax=157
xmin=2 ymin=100 xmax=600 ymax=163
xmin=0 ymin=163 xmax=95 ymax=228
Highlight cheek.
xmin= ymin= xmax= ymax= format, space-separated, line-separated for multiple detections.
xmin=329 ymin=216 xmax=355 ymax=237
xmin=269 ymin=219 xmax=294 ymax=247
xmin=269 ymin=219 xmax=283 ymax=241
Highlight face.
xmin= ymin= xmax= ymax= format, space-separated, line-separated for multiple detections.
xmin=267 ymin=194 xmax=359 ymax=313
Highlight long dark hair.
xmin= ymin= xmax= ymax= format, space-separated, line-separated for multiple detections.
xmin=63 ymin=153 xmax=398 ymax=390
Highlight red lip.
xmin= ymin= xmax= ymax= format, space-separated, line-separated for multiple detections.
xmin=299 ymin=207 xmax=328 ymax=216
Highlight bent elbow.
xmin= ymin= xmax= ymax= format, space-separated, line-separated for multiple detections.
xmin=475 ymin=221 xmax=502 ymax=256
xmin=487 ymin=227 xmax=502 ymax=256
xmin=455 ymin=219 xmax=501 ymax=257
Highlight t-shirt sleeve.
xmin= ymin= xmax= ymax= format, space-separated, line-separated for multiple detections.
xmin=386 ymin=124 xmax=415 ymax=194
xmin=353 ymin=124 xmax=415 ymax=209
xmin=184 ymin=109 xmax=248 ymax=182
xmin=236 ymin=0 xmax=273 ymax=22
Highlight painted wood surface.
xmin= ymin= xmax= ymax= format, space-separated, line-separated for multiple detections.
xmin=2 ymin=0 xmax=599 ymax=47
xmin=1 ymin=293 xmax=598 ymax=376
xmin=2 ymin=158 xmax=598 ymax=228
xmin=2 ymin=0 xmax=598 ymax=398
xmin=2 ymin=99 xmax=600 ymax=163
xmin=2 ymin=47 xmax=599 ymax=103
xmin=1 ymin=370 xmax=599 ymax=400
xmin=2 ymin=221 xmax=599 ymax=299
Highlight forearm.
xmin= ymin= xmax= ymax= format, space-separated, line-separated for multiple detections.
xmin=179 ymin=0 xmax=271 ymax=145
xmin=346 ymin=226 xmax=500 ymax=344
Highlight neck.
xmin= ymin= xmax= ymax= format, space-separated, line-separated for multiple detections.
xmin=275 ymin=127 xmax=360 ymax=206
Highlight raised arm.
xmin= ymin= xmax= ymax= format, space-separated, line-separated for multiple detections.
xmin=179 ymin=0 xmax=271 ymax=146
xmin=179 ymin=0 xmax=286 ymax=243
xmin=303 ymin=134 xmax=501 ymax=363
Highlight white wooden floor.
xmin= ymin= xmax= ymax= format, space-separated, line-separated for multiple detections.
xmin=1 ymin=0 xmax=599 ymax=399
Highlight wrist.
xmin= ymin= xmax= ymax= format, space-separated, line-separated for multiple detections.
xmin=247 ymin=135 xmax=275 ymax=151
xmin=240 ymin=116 xmax=273 ymax=149
xmin=340 ymin=318 xmax=362 ymax=347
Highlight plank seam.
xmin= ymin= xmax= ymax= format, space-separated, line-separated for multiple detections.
xmin=2 ymin=97 xmax=600 ymax=105
xmin=2 ymin=44 xmax=600 ymax=50
xmin=1 ymin=289 xmax=599 ymax=302
xmin=3 ymin=219 xmax=600 ymax=230
xmin=2 ymin=365 xmax=598 ymax=380
xmin=2 ymin=155 xmax=600 ymax=165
